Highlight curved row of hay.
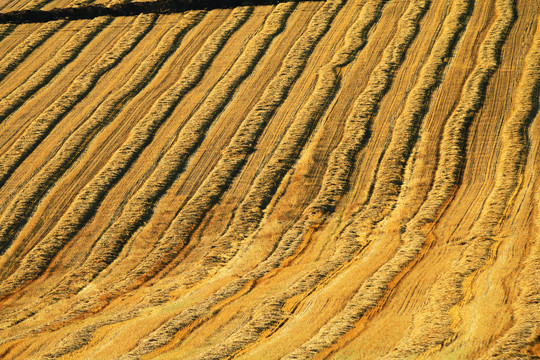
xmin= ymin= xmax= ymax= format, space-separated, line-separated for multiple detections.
xmin=181 ymin=0 xmax=447 ymax=357
xmin=481 ymin=19 xmax=539 ymax=359
xmin=32 ymin=0 xmax=351 ymax=355
xmin=0 ymin=20 xmax=66 ymax=83
xmin=0 ymin=6 xmax=244 ymax=329
xmin=0 ymin=16 xmax=109 ymax=123
xmin=0 ymin=0 xmax=537 ymax=358
xmin=0 ymin=10 xmax=201 ymax=297
xmin=281 ymin=0 xmax=476 ymax=356
xmin=382 ymin=0 xmax=518 ymax=356
xmin=0 ymin=13 xmax=155 ymax=260
xmin=118 ymin=0 xmax=392 ymax=357
xmin=0 ymin=0 xmax=75 ymax=42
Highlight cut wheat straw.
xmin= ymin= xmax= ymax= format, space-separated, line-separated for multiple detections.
xmin=0 ymin=10 xmax=206 ymax=297
xmin=380 ymin=0 xmax=516 ymax=357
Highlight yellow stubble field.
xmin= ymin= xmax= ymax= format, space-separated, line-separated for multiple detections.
xmin=0 ymin=0 xmax=538 ymax=358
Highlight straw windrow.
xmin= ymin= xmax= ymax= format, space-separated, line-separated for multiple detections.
xmin=0 ymin=10 xmax=206 ymax=297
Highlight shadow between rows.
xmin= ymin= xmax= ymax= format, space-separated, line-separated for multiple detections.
xmin=0 ymin=0 xmax=324 ymax=24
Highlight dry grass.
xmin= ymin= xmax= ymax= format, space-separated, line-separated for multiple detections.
xmin=43 ymin=4 xmax=259 ymax=299
xmin=278 ymin=0 xmax=477 ymax=357
xmin=381 ymin=0 xmax=517 ymax=356
xmin=120 ymin=0 xmax=436 ymax=357
xmin=0 ymin=0 xmax=536 ymax=358
xmin=188 ymin=0 xmax=356 ymax=282
xmin=0 ymin=13 xmax=155 ymax=257
xmin=0 ymin=21 xmax=66 ymax=83
xmin=481 ymin=22 xmax=539 ymax=358
xmin=0 ymin=16 xmax=111 ymax=123
xmin=0 ymin=10 xmax=205 ymax=298
xmin=186 ymin=0 xmax=452 ymax=358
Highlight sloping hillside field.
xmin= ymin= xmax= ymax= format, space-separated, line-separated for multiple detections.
xmin=0 ymin=0 xmax=538 ymax=358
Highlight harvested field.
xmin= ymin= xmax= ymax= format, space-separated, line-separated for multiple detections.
xmin=0 ymin=0 xmax=538 ymax=358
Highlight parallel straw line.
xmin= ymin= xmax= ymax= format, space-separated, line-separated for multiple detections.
xmin=476 ymin=20 xmax=539 ymax=360
xmin=0 ymin=20 xmax=67 ymax=84
xmin=0 ymin=0 xmax=70 ymax=43
xmin=0 ymin=0 xmax=99 ymax=84
xmin=43 ymin=3 xmax=289 ymax=301
xmin=0 ymin=0 xmax=110 ymax=189
xmin=0 ymin=24 xmax=15 ymax=42
xmin=141 ymin=0 xmax=350 ymax=285
xmin=482 ymin=189 xmax=540 ymax=358
xmin=480 ymin=25 xmax=539 ymax=357
xmin=279 ymin=0 xmax=475 ymax=357
xmin=9 ymin=0 xmax=350 ymax=355
xmin=116 ymin=0 xmax=434 ymax=358
xmin=0 ymin=13 xmax=156 ymax=255
xmin=0 ymin=7 xmax=255 ymax=334
xmin=0 ymin=0 xmax=529 ymax=358
xmin=189 ymin=0 xmax=384 ymax=284
xmin=0 ymin=16 xmax=111 ymax=124
xmin=2 ymin=4 xmax=290 ymax=355
xmin=191 ymin=0 xmax=474 ymax=357
xmin=379 ymin=0 xmax=516 ymax=357
xmin=0 ymin=0 xmax=105 ymax=134
xmin=0 ymin=10 xmax=206 ymax=298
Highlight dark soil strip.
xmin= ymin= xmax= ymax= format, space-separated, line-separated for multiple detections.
xmin=0 ymin=0 xmax=319 ymax=24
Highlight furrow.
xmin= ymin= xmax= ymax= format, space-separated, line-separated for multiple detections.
xmin=118 ymin=0 xmax=438 ymax=358
xmin=0 ymin=10 xmax=207 ymax=297
xmin=0 ymin=0 xmax=99 ymax=172
xmin=188 ymin=0 xmax=385 ymax=285
xmin=0 ymin=2 xmax=287 ymax=353
xmin=482 ymin=234 xmax=540 ymax=359
xmin=0 ymin=6 xmax=246 ymax=334
xmin=1 ymin=0 xmax=349 ymax=354
xmin=481 ymin=189 xmax=540 ymax=360
xmin=0 ymin=16 xmax=111 ymax=124
xmin=0 ymin=0 xmax=529 ymax=357
xmin=466 ymin=18 xmax=539 ymax=360
xmin=377 ymin=0 xmax=517 ymax=357
xmin=0 ymin=12 xmax=156 ymax=256
xmin=0 ymin=24 xmax=16 ymax=43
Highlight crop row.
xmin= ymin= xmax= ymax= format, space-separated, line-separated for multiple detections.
xmin=189 ymin=0 xmax=387 ymax=286
xmin=141 ymin=0 xmax=342 ymax=282
xmin=0 ymin=21 xmax=67 ymax=83
xmin=281 ymin=0 xmax=478 ymax=357
xmin=0 ymin=0 xmax=98 ymax=83
xmin=0 ymin=24 xmax=15 ymax=42
xmin=0 ymin=10 xmax=206 ymax=298
xmin=117 ymin=0 xmax=431 ymax=357
xmin=0 ymin=6 xmax=264 ymax=338
xmin=0 ymin=0 xmax=530 ymax=357
xmin=190 ymin=0 xmax=461 ymax=357
xmin=3 ymin=3 xmax=271 ymax=318
xmin=1 ymin=3 xmax=293 ymax=355
xmin=0 ymin=15 xmax=109 ymax=189
xmin=0 ymin=13 xmax=156 ymax=260
xmin=0 ymin=16 xmax=111 ymax=124
xmin=379 ymin=0 xmax=517 ymax=357
xmin=0 ymin=17 xmax=113 ymax=255
xmin=483 ymin=23 xmax=539 ymax=359
xmin=0 ymin=0 xmax=68 ymax=42
xmin=44 ymin=3 xmax=293 ymax=303
xmin=10 ymin=0 xmax=354 ymax=354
